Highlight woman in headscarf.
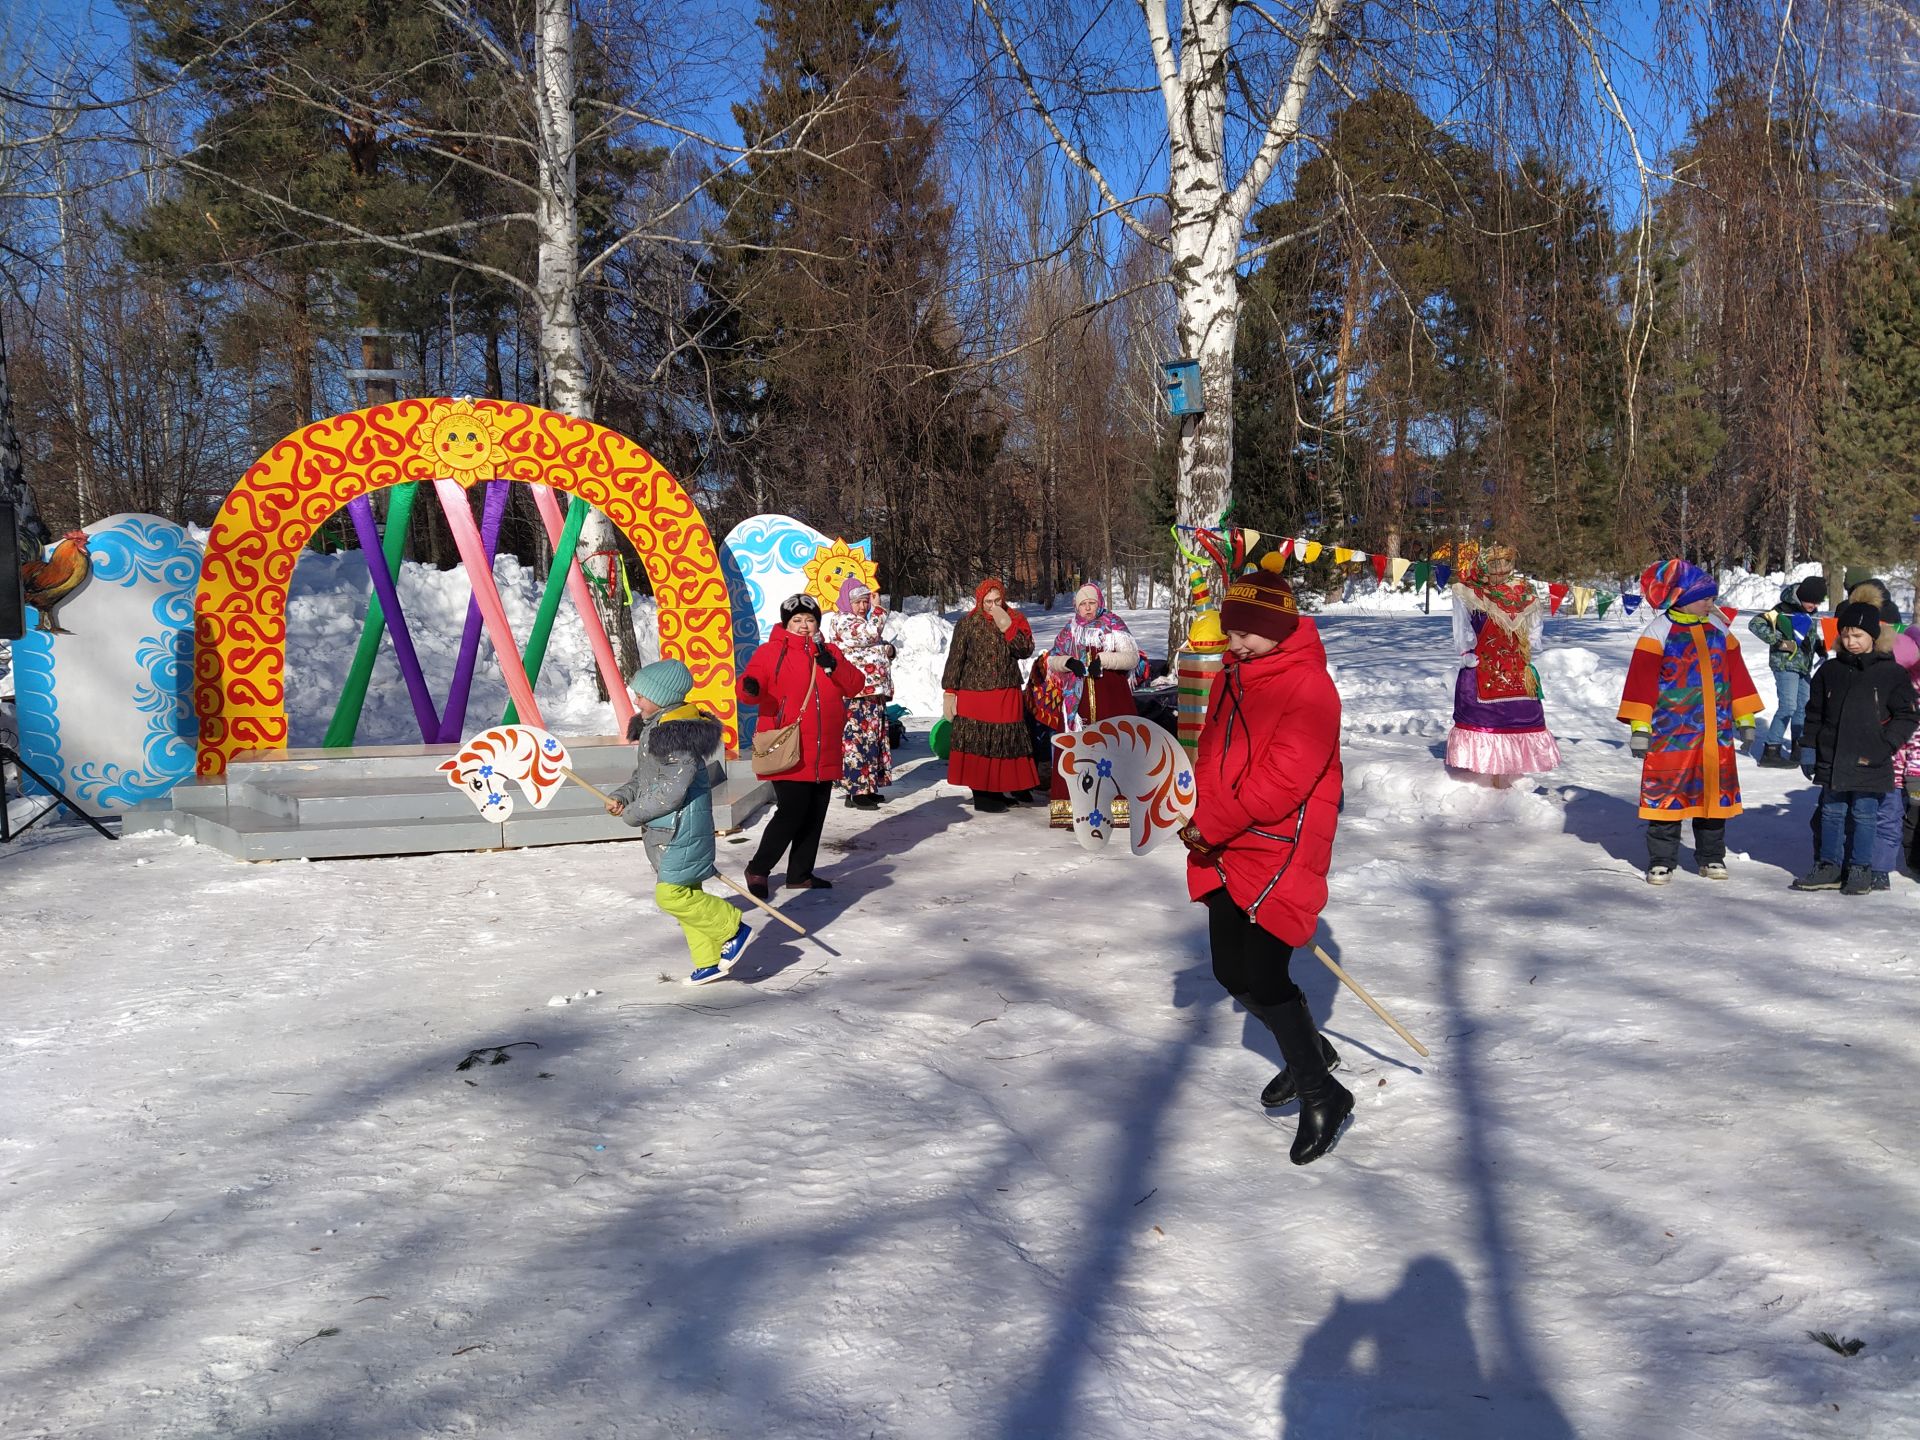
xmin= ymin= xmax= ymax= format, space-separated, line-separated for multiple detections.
xmin=941 ymin=577 xmax=1039 ymax=814
xmin=822 ymin=578 xmax=898 ymax=810
xmin=1444 ymin=543 xmax=1561 ymax=788
xmin=1043 ymin=582 xmax=1141 ymax=827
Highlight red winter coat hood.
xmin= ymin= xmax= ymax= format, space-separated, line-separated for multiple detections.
xmin=1185 ymin=617 xmax=1343 ymax=946
xmin=739 ymin=625 xmax=866 ymax=782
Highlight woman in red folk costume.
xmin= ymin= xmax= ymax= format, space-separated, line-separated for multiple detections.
xmin=1445 ymin=543 xmax=1561 ymax=787
xmin=942 ymin=577 xmax=1040 ymax=814
xmin=738 ymin=594 xmax=867 ymax=899
xmin=1044 ymin=582 xmax=1141 ymax=828
xmin=1179 ymin=573 xmax=1351 ymax=1166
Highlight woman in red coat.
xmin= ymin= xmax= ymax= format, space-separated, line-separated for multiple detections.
xmin=739 ymin=593 xmax=865 ymax=898
xmin=1179 ymin=573 xmax=1350 ymax=1165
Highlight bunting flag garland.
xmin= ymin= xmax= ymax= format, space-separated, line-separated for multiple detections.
xmin=1168 ymin=522 xmax=1699 ymax=622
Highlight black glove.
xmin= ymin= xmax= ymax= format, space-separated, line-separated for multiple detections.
xmin=741 ymin=675 xmax=761 ymax=698
xmin=1088 ymin=656 xmax=1105 ymax=680
xmin=1064 ymin=657 xmax=1087 ymax=677
xmin=815 ymin=642 xmax=836 ymax=672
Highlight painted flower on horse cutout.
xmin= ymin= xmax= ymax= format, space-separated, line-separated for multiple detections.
xmin=419 ymin=399 xmax=508 ymax=485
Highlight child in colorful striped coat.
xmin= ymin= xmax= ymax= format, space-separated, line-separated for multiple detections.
xmin=1616 ymin=560 xmax=1763 ymax=886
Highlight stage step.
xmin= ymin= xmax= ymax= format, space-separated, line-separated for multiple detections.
xmin=124 ymin=742 xmax=773 ymax=861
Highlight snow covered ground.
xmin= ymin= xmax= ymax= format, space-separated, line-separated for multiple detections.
xmin=7 ymin=605 xmax=1920 ymax=1438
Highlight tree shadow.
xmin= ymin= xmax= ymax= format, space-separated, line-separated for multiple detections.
xmin=1280 ymin=1255 xmax=1574 ymax=1438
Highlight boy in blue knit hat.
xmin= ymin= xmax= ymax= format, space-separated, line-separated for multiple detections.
xmin=606 ymin=659 xmax=752 ymax=983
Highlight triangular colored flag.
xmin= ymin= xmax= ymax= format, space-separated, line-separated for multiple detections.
xmin=1412 ymin=561 xmax=1431 ymax=589
xmin=1623 ymin=594 xmax=1642 ymax=616
xmin=1389 ymin=557 xmax=1412 ymax=585
xmin=1571 ymin=585 xmax=1593 ymax=617
xmin=1275 ymin=537 xmax=1294 ymax=563
xmin=1239 ymin=527 xmax=1262 ymax=553
xmin=1596 ymin=592 xmax=1614 ymax=619
xmin=1332 ymin=546 xmax=1354 ymax=565
xmin=1301 ymin=541 xmax=1323 ymax=564
xmin=1370 ymin=553 xmax=1389 ymax=582
xmin=1548 ymin=581 xmax=1570 ymax=615
xmin=1434 ymin=564 xmax=1453 ymax=587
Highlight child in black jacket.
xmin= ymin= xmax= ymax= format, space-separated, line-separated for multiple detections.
xmin=1791 ymin=602 xmax=1920 ymax=895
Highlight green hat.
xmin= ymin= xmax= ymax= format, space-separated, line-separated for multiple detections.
xmin=632 ymin=658 xmax=693 ymax=709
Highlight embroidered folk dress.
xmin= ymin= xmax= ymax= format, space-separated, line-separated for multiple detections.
xmin=1617 ymin=607 xmax=1764 ymax=820
xmin=1445 ymin=572 xmax=1562 ymax=777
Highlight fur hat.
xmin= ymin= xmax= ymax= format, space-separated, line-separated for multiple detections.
xmin=780 ymin=593 xmax=823 ymax=626
xmin=1220 ymin=572 xmax=1300 ymax=644
xmin=1837 ymin=601 xmax=1882 ymax=640
xmin=631 ymin=658 xmax=694 ymax=710
xmin=1846 ymin=580 xmax=1900 ymax=653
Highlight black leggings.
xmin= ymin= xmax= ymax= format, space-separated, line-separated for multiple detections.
xmin=1206 ymin=891 xmax=1301 ymax=1006
xmin=749 ymin=779 xmax=834 ymax=880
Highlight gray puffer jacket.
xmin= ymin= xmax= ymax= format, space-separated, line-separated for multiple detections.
xmin=609 ymin=706 xmax=724 ymax=886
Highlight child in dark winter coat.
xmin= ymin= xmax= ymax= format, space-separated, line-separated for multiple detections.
xmin=1790 ymin=603 xmax=1920 ymax=896
xmin=1179 ymin=572 xmax=1351 ymax=1167
xmin=606 ymin=659 xmax=752 ymax=984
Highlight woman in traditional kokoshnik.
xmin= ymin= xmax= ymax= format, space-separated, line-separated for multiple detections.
xmin=1445 ymin=543 xmax=1562 ymax=787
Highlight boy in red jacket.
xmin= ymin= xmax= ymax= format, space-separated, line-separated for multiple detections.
xmin=1179 ymin=573 xmax=1350 ymax=1165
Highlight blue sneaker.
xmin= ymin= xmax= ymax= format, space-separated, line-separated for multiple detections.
xmin=688 ymin=963 xmax=727 ymax=985
xmin=718 ymin=922 xmax=752 ymax=964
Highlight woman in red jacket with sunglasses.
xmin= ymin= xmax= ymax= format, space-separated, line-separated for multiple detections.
xmin=1180 ymin=572 xmax=1349 ymax=1165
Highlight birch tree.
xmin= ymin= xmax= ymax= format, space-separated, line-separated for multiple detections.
xmin=978 ymin=0 xmax=1344 ymax=551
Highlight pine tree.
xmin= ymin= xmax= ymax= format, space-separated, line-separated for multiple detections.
xmin=699 ymin=0 xmax=994 ymax=593
xmin=1820 ymin=193 xmax=1920 ymax=571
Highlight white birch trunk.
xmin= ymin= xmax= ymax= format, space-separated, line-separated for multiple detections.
xmin=1135 ymin=0 xmax=1343 ymax=650
xmin=531 ymin=0 xmax=640 ymax=681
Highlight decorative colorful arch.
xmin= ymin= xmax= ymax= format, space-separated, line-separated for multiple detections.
xmin=194 ymin=399 xmax=735 ymax=776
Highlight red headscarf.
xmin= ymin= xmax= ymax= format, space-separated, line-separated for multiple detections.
xmin=975 ymin=577 xmax=1006 ymax=607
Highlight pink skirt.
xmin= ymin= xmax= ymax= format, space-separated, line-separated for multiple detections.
xmin=1446 ymin=724 xmax=1561 ymax=777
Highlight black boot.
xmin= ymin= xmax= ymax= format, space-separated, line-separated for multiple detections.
xmin=1263 ymin=997 xmax=1354 ymax=1165
xmin=1258 ymin=1032 xmax=1341 ymax=1108
xmin=971 ymin=789 xmax=1009 ymax=814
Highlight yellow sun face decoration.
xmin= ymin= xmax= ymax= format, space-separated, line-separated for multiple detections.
xmin=803 ymin=538 xmax=880 ymax=610
xmin=418 ymin=399 xmax=509 ymax=485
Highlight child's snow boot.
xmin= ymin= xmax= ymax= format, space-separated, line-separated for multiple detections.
xmin=1259 ymin=1033 xmax=1341 ymax=1109
xmin=1646 ymin=865 xmax=1675 ymax=886
xmin=1871 ymin=869 xmax=1891 ymax=891
xmin=1842 ymin=865 xmax=1873 ymax=895
xmin=719 ymin=922 xmax=753 ymax=963
xmin=1790 ymin=861 xmax=1843 ymax=891
xmin=1698 ymin=861 xmax=1729 ymax=880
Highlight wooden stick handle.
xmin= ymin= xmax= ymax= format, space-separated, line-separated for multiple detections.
xmin=1312 ymin=945 xmax=1430 ymax=1058
xmin=712 ymin=870 xmax=809 ymax=936
xmin=561 ymin=766 xmax=619 ymax=805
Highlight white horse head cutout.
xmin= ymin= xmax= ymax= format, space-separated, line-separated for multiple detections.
xmin=1051 ymin=718 xmax=1198 ymax=854
xmin=441 ymin=725 xmax=572 ymax=822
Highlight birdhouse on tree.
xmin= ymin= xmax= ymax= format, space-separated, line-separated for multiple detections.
xmin=1161 ymin=359 xmax=1204 ymax=417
